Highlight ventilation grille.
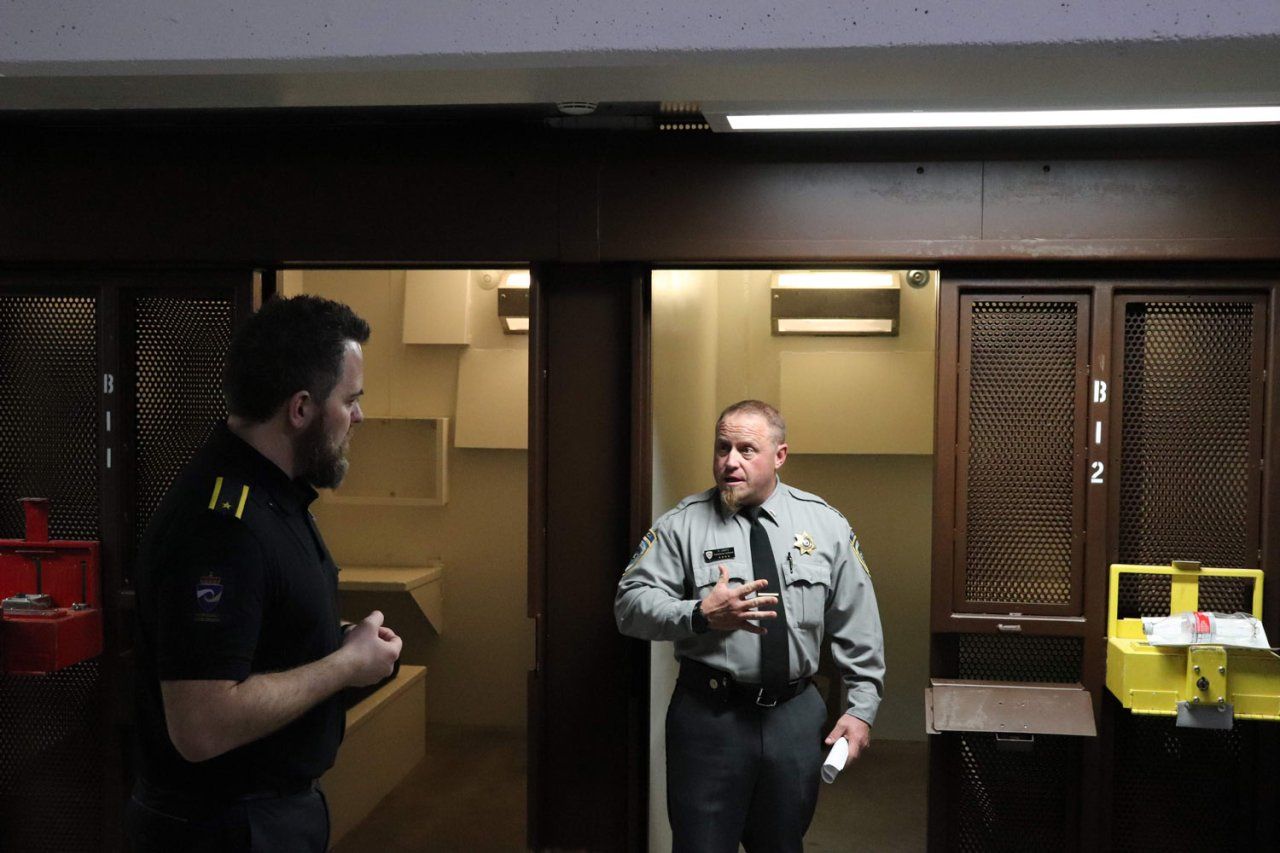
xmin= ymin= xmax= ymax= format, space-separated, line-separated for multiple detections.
xmin=0 ymin=293 xmax=99 ymax=540
xmin=130 ymin=295 xmax=234 ymax=572
xmin=963 ymin=301 xmax=1080 ymax=605
xmin=949 ymin=732 xmax=1079 ymax=852
xmin=1118 ymin=301 xmax=1257 ymax=568
xmin=957 ymin=634 xmax=1084 ymax=683
xmin=0 ymin=661 xmax=105 ymax=851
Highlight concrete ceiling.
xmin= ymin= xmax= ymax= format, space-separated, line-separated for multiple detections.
xmin=2 ymin=1 xmax=1278 ymax=114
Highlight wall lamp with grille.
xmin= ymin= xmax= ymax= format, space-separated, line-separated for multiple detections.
xmin=498 ymin=271 xmax=530 ymax=334
xmin=771 ymin=270 xmax=912 ymax=336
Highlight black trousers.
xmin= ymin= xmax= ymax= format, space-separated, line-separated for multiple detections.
xmin=666 ymin=681 xmax=827 ymax=853
xmin=125 ymin=781 xmax=330 ymax=853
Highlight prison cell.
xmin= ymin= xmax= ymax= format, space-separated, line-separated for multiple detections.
xmin=930 ymin=281 xmax=1276 ymax=850
xmin=0 ymin=276 xmax=245 ymax=851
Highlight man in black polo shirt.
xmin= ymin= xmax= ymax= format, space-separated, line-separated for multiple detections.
xmin=127 ymin=295 xmax=403 ymax=852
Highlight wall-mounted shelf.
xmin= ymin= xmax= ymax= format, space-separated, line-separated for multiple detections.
xmin=339 ymin=563 xmax=445 ymax=634
xmin=322 ymin=417 xmax=449 ymax=507
xmin=323 ymin=664 xmax=427 ymax=845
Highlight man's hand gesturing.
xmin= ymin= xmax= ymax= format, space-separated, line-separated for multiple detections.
xmin=699 ymin=566 xmax=778 ymax=634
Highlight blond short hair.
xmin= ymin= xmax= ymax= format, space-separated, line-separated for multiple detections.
xmin=716 ymin=400 xmax=786 ymax=446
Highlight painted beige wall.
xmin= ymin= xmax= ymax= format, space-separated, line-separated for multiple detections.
xmin=648 ymin=269 xmax=720 ymax=850
xmin=782 ymin=454 xmax=932 ymax=741
xmin=288 ymin=268 xmax=531 ymax=729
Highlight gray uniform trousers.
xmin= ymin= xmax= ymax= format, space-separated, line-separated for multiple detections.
xmin=666 ymin=677 xmax=828 ymax=853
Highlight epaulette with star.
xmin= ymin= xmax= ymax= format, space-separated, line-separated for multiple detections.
xmin=207 ymin=476 xmax=252 ymax=520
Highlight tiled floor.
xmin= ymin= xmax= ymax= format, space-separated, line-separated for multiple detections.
xmin=334 ymin=727 xmax=927 ymax=851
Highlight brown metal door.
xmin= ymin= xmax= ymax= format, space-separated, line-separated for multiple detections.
xmin=1105 ymin=291 xmax=1270 ymax=850
xmin=527 ymin=263 xmax=649 ymax=852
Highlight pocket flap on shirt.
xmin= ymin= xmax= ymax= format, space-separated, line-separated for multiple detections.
xmin=695 ymin=560 xmax=749 ymax=588
xmin=787 ymin=560 xmax=832 ymax=587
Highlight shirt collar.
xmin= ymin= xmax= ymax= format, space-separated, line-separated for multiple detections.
xmin=757 ymin=479 xmax=786 ymax=523
xmin=210 ymin=421 xmax=319 ymax=514
xmin=717 ymin=477 xmax=786 ymax=524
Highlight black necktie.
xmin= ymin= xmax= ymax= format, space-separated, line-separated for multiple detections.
xmin=741 ymin=506 xmax=790 ymax=693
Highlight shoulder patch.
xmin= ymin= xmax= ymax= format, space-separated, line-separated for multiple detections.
xmin=849 ymin=530 xmax=870 ymax=575
xmin=207 ymin=476 xmax=251 ymax=520
xmin=623 ymin=528 xmax=658 ymax=574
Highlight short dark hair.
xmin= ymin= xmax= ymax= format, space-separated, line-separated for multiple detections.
xmin=717 ymin=400 xmax=786 ymax=445
xmin=223 ymin=295 xmax=371 ymax=422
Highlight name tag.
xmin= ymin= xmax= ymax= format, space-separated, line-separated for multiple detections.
xmin=703 ymin=547 xmax=735 ymax=562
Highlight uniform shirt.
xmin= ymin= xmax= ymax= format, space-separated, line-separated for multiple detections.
xmin=133 ymin=422 xmax=344 ymax=800
xmin=615 ymin=480 xmax=885 ymax=725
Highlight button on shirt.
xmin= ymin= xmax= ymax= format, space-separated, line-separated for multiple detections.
xmin=615 ymin=480 xmax=885 ymax=725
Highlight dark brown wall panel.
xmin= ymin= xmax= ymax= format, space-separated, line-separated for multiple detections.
xmin=535 ymin=264 xmax=641 ymax=852
xmin=984 ymin=158 xmax=1280 ymax=244
xmin=598 ymin=153 xmax=984 ymax=261
xmin=7 ymin=120 xmax=1280 ymax=266
xmin=0 ymin=125 xmax=561 ymax=263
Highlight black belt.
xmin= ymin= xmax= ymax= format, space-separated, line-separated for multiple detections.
xmin=678 ymin=658 xmax=811 ymax=708
xmin=134 ymin=777 xmax=316 ymax=819
xmin=232 ymin=779 xmax=317 ymax=802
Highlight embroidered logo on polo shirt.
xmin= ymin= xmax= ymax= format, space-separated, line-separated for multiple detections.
xmin=196 ymin=573 xmax=224 ymax=620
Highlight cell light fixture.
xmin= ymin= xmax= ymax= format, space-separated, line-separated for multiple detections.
xmin=708 ymin=106 xmax=1280 ymax=133
xmin=771 ymin=270 xmax=906 ymax=336
xmin=498 ymin=270 xmax=530 ymax=334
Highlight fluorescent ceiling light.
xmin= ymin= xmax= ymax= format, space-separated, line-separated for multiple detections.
xmin=724 ymin=106 xmax=1280 ymax=132
xmin=776 ymin=319 xmax=895 ymax=334
xmin=775 ymin=271 xmax=898 ymax=290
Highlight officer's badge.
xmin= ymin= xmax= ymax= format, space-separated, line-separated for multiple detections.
xmin=624 ymin=529 xmax=657 ymax=574
xmin=792 ymin=531 xmax=816 ymax=556
xmin=196 ymin=574 xmax=224 ymax=613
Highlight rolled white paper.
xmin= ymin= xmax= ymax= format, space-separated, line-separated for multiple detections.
xmin=822 ymin=737 xmax=849 ymax=784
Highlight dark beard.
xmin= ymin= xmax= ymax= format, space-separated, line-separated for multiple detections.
xmin=298 ymin=415 xmax=349 ymax=489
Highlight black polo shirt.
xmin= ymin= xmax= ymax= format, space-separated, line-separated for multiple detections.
xmin=133 ymin=421 xmax=344 ymax=801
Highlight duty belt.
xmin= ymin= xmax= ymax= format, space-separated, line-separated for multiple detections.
xmin=678 ymin=657 xmax=811 ymax=708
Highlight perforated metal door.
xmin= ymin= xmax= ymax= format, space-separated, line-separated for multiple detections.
xmin=1109 ymin=295 xmax=1267 ymax=845
xmin=946 ymin=732 xmax=1081 ymax=852
xmin=1116 ymin=297 xmax=1265 ymax=569
xmin=128 ymin=293 xmax=235 ymax=576
xmin=957 ymin=634 xmax=1084 ymax=683
xmin=1109 ymin=713 xmax=1258 ymax=849
xmin=954 ymin=295 xmax=1090 ymax=615
xmin=0 ymin=290 xmax=104 ymax=852
xmin=0 ymin=292 xmax=99 ymax=540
